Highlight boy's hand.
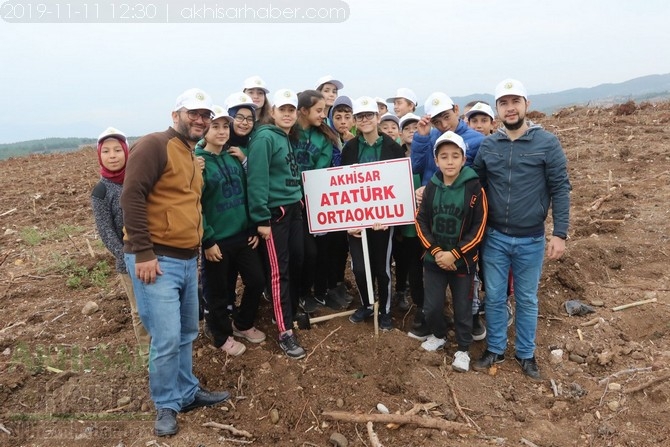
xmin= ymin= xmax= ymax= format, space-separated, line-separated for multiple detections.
xmin=435 ymin=251 xmax=456 ymax=270
xmin=258 ymin=226 xmax=271 ymax=240
xmin=416 ymin=115 xmax=432 ymax=136
xmin=204 ymin=244 xmax=223 ymax=262
xmin=415 ymin=186 xmax=425 ymax=207
xmin=196 ymin=156 xmax=205 ymax=171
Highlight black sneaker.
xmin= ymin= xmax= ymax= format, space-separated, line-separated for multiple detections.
xmin=313 ymin=293 xmax=327 ymax=306
xmin=349 ymin=306 xmax=373 ymax=323
xmin=181 ymin=388 xmax=230 ymax=413
xmin=412 ymin=308 xmax=425 ymax=330
xmin=154 ymin=408 xmax=178 ymax=436
xmin=279 ymin=332 xmax=306 ymax=359
xmin=472 ymin=350 xmax=505 ymax=371
xmin=515 ymin=356 xmax=542 ymax=381
xmin=472 ymin=315 xmax=487 ymax=341
xmin=394 ymin=290 xmax=411 ymax=311
xmin=326 ymin=286 xmax=351 ymax=310
xmin=379 ymin=313 xmax=393 ymax=331
xmin=407 ymin=323 xmax=431 ymax=341
xmin=299 ymin=296 xmax=321 ymax=314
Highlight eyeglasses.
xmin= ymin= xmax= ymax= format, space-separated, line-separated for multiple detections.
xmin=354 ymin=112 xmax=376 ymax=122
xmin=183 ymin=110 xmax=214 ymax=123
xmin=234 ymin=115 xmax=255 ymax=124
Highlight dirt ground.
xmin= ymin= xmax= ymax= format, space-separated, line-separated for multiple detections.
xmin=1 ymin=101 xmax=669 ymax=447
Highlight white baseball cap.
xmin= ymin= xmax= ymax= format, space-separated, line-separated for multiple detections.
xmin=97 ymin=127 xmax=127 ymax=144
xmin=399 ymin=113 xmax=421 ymax=130
xmin=273 ymin=88 xmax=298 ymax=108
xmin=424 ymin=92 xmax=455 ymax=117
xmin=210 ymin=105 xmax=233 ymax=123
xmin=352 ymin=96 xmax=379 ymax=115
xmin=374 ymin=97 xmax=386 ymax=105
xmin=225 ymin=92 xmax=257 ymax=110
xmin=174 ymin=88 xmax=214 ymax=112
xmin=465 ymin=102 xmax=495 ymax=120
xmin=242 ymin=75 xmax=269 ymax=93
xmin=379 ymin=113 xmax=400 ymax=127
xmin=386 ymin=88 xmax=418 ymax=106
xmin=494 ymin=78 xmax=528 ymax=101
xmin=433 ymin=131 xmax=466 ymax=157
xmin=316 ymin=75 xmax=344 ymax=90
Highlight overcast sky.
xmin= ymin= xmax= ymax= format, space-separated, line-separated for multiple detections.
xmin=1 ymin=0 xmax=669 ymax=143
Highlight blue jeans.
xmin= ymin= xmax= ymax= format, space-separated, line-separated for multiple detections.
xmin=481 ymin=228 xmax=545 ymax=359
xmin=125 ymin=254 xmax=200 ymax=412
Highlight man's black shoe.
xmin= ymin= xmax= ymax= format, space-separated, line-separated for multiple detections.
xmin=472 ymin=350 xmax=505 ymax=371
xmin=154 ymin=408 xmax=178 ymax=436
xmin=181 ymin=388 xmax=230 ymax=413
xmin=515 ymin=356 xmax=542 ymax=381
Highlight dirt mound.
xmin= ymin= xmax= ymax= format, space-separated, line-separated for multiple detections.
xmin=1 ymin=103 xmax=670 ymax=446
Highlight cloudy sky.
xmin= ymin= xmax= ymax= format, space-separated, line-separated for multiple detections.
xmin=1 ymin=0 xmax=669 ymax=143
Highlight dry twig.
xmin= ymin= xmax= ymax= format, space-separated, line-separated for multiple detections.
xmin=304 ymin=326 xmax=340 ymax=362
xmin=623 ymin=371 xmax=670 ymax=394
xmin=520 ymin=438 xmax=540 ymax=447
xmin=598 ymin=367 xmax=652 ymax=385
xmin=612 ymin=298 xmax=657 ymax=311
xmin=202 ymin=421 xmax=253 ymax=438
xmin=367 ymin=421 xmax=384 ymax=447
xmin=322 ymin=411 xmax=476 ymax=434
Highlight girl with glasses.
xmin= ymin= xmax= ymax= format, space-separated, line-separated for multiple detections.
xmin=341 ymin=97 xmax=405 ymax=332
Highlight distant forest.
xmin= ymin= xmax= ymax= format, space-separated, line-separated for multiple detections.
xmin=0 ymin=138 xmax=97 ymax=160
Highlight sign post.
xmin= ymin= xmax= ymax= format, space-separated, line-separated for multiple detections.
xmin=302 ymin=159 xmax=416 ymax=335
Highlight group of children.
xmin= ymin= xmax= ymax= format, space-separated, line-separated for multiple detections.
xmin=91 ymin=75 xmax=500 ymax=371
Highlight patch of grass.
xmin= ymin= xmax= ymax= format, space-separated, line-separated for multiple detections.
xmin=42 ymin=254 xmax=112 ymax=290
xmin=20 ymin=227 xmax=43 ymax=245
xmin=19 ymin=224 xmax=86 ymax=246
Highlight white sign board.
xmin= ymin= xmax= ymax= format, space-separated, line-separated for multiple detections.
xmin=302 ymin=158 xmax=416 ymax=234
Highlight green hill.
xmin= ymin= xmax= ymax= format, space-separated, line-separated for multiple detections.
xmin=0 ymin=138 xmax=97 ymax=160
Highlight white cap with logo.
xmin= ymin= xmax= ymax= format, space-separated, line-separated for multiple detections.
xmin=352 ymin=96 xmax=379 ymax=115
xmin=225 ymin=92 xmax=257 ymax=110
xmin=433 ymin=131 xmax=466 ymax=156
xmin=465 ymin=102 xmax=495 ymax=120
xmin=273 ymin=88 xmax=298 ymax=108
xmin=97 ymin=127 xmax=127 ymax=144
xmin=210 ymin=105 xmax=233 ymax=123
xmin=174 ymin=88 xmax=214 ymax=112
xmin=242 ymin=75 xmax=269 ymax=93
xmin=386 ymin=87 xmax=418 ymax=106
xmin=399 ymin=113 xmax=421 ymax=130
xmin=494 ymin=78 xmax=528 ymax=101
xmin=424 ymin=92 xmax=455 ymax=117
xmin=316 ymin=75 xmax=344 ymax=90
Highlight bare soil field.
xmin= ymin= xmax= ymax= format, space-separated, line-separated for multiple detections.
xmin=1 ymin=101 xmax=669 ymax=447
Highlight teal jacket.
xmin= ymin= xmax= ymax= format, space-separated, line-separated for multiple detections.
xmin=247 ymin=124 xmax=303 ymax=226
xmin=195 ymin=146 xmax=252 ymax=248
xmin=294 ymin=126 xmax=334 ymax=174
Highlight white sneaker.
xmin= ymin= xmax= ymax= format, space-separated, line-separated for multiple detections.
xmin=452 ymin=351 xmax=470 ymax=372
xmin=421 ymin=335 xmax=446 ymax=352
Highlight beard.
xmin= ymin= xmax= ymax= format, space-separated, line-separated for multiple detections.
xmin=502 ymin=116 xmax=525 ymax=131
xmin=176 ymin=119 xmax=207 ymax=142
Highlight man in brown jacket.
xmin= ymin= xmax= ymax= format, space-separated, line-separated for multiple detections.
xmin=121 ymin=88 xmax=229 ymax=436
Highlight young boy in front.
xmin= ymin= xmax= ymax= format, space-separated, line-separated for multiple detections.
xmin=415 ymin=131 xmax=487 ymax=372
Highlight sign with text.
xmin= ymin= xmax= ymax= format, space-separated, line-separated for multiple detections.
xmin=302 ymin=158 xmax=416 ymax=233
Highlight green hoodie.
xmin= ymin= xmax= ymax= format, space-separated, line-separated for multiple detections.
xmin=195 ymin=146 xmax=251 ymax=248
xmin=416 ymin=166 xmax=487 ymax=271
xmin=247 ymin=124 xmax=303 ymax=225
xmin=295 ymin=126 xmax=333 ymax=174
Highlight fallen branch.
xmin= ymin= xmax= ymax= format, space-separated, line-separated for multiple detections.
xmin=322 ymin=411 xmax=476 ymax=435
xmin=556 ymin=126 xmax=580 ymax=133
xmin=598 ymin=367 xmax=653 ymax=385
xmin=304 ymin=326 xmax=340 ymax=362
xmin=446 ymin=380 xmax=480 ymax=431
xmin=219 ymin=438 xmax=253 ymax=444
xmin=588 ymin=194 xmax=611 ymax=211
xmin=202 ymin=421 xmax=254 ymax=438
xmin=0 ymin=423 xmax=11 ymax=435
xmin=550 ymin=379 xmax=560 ymax=397
xmin=105 ymin=403 xmax=130 ymax=413
xmin=612 ymin=298 xmax=657 ymax=312
xmin=366 ymin=421 xmax=384 ymax=447
xmin=623 ymin=371 xmax=670 ymax=394
xmin=85 ymin=239 xmax=96 ymax=258
xmin=0 ymin=320 xmax=26 ymax=333
xmin=0 ymin=208 xmax=17 ymax=217
xmin=520 ymin=438 xmax=540 ymax=447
